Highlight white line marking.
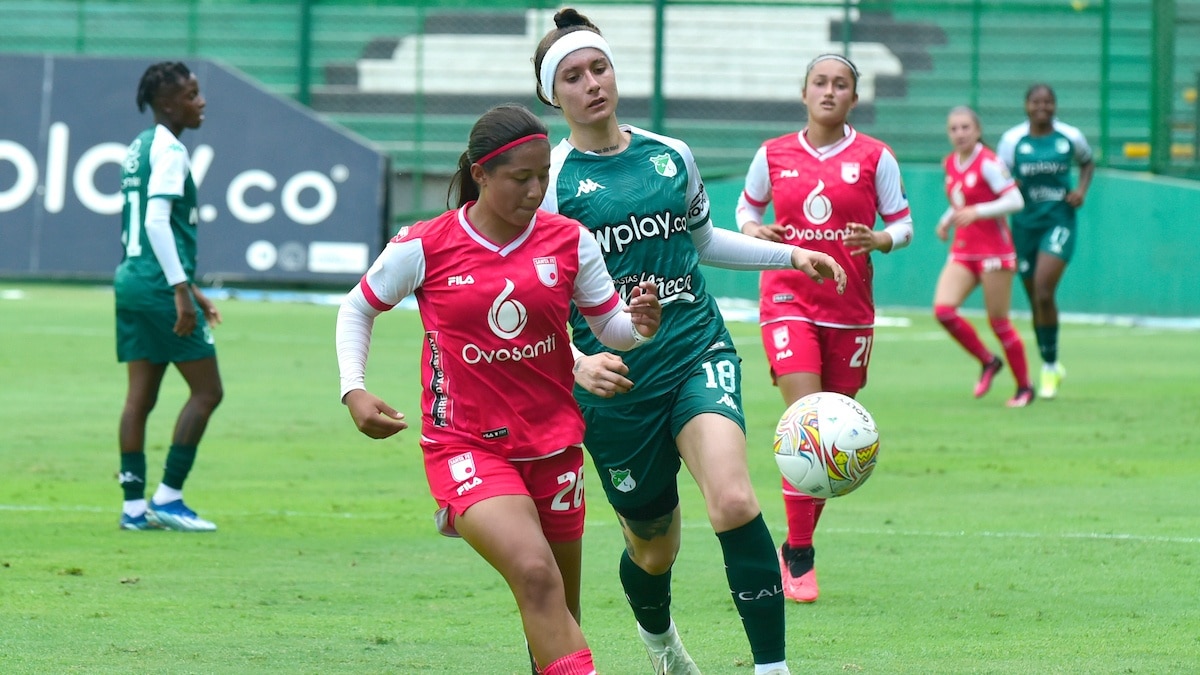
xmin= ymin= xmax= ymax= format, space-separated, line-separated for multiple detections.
xmin=5 ymin=504 xmax=1196 ymax=544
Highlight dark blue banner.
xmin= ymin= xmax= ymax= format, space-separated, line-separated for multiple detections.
xmin=0 ymin=54 xmax=389 ymax=284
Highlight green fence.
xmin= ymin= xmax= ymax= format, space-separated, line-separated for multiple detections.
xmin=3 ymin=0 xmax=1199 ymax=223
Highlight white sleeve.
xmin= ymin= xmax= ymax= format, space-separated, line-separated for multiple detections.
xmin=875 ymin=150 xmax=913 ymax=252
xmin=995 ymin=128 xmax=1019 ymax=170
xmin=980 ymin=156 xmax=1017 ymax=195
xmin=146 ymin=132 xmax=188 ymax=199
xmin=573 ymin=230 xmax=644 ymax=352
xmin=336 ymin=238 xmax=426 ymax=400
xmin=336 ymin=293 xmax=377 ymax=400
xmin=144 ymin=197 xmax=188 ymax=286
xmin=735 ymin=146 xmax=772 ymax=229
xmin=972 ymin=188 xmax=1025 ymax=220
xmin=691 ymin=220 xmax=793 ymax=270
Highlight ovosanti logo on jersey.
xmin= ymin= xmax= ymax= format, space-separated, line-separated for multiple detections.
xmin=460 ymin=278 xmax=559 ymax=365
xmin=802 ymin=180 xmax=834 ymax=226
xmin=593 ymin=210 xmax=688 ymax=255
xmin=784 ymin=223 xmax=849 ymax=243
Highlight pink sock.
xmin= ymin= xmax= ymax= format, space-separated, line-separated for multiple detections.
xmin=541 ymin=649 xmax=595 ymax=675
xmin=783 ymin=479 xmax=816 ymax=548
xmin=936 ymin=305 xmax=992 ymax=364
xmin=990 ymin=318 xmax=1031 ymax=388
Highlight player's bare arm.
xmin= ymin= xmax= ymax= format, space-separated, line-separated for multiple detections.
xmin=343 ymin=389 xmax=407 ymax=439
xmin=789 ymin=248 xmax=847 ymax=294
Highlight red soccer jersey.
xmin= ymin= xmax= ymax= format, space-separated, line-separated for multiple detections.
xmin=357 ymin=206 xmax=620 ymax=460
xmin=741 ymin=127 xmax=910 ymax=328
xmin=943 ymin=144 xmax=1018 ymax=260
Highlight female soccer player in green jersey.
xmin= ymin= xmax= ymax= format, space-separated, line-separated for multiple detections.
xmin=997 ymin=84 xmax=1094 ymax=400
xmin=113 ymin=62 xmax=222 ymax=532
xmin=533 ymin=9 xmax=846 ymax=674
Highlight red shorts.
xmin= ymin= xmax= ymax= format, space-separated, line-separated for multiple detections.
xmin=949 ymin=253 xmax=1017 ymax=277
xmin=761 ymin=320 xmax=873 ymax=395
xmin=422 ymin=442 xmax=586 ymax=543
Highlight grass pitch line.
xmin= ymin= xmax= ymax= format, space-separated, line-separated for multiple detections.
xmin=5 ymin=503 xmax=1198 ymax=545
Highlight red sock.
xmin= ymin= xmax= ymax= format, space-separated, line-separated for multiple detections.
xmin=813 ymin=497 xmax=826 ymax=529
xmin=541 ymin=649 xmax=595 ymax=675
xmin=783 ymin=477 xmax=816 ymax=548
xmin=990 ymin=317 xmax=1030 ymax=388
xmin=936 ymin=305 xmax=992 ymax=364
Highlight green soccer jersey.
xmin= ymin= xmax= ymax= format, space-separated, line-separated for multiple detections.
xmin=114 ymin=125 xmax=199 ymax=310
xmin=996 ymin=119 xmax=1092 ymax=230
xmin=542 ymin=125 xmax=733 ymax=406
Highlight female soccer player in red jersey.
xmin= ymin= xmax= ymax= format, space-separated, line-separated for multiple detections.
xmin=934 ymin=106 xmax=1033 ymax=407
xmin=736 ymin=54 xmax=914 ymax=604
xmin=335 ymin=103 xmax=661 ymax=675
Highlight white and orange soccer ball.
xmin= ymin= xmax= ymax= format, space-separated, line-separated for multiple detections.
xmin=773 ymin=392 xmax=880 ymax=498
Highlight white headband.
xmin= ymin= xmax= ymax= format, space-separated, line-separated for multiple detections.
xmin=539 ymin=30 xmax=615 ymax=104
xmin=806 ymin=53 xmax=860 ymax=81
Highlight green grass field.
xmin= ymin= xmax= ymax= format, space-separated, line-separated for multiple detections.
xmin=2 ymin=283 xmax=1197 ymax=674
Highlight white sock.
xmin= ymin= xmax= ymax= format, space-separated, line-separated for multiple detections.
xmin=638 ymin=620 xmax=678 ymax=645
xmin=123 ymin=499 xmax=147 ymax=518
xmin=755 ymin=662 xmax=789 ymax=675
xmin=152 ymin=484 xmax=182 ymax=505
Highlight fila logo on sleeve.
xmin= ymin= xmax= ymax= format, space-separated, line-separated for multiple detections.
xmin=576 ymin=178 xmax=605 ymax=196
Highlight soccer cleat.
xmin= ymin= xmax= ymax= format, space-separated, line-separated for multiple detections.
xmin=974 ymin=356 xmax=1004 ymax=398
xmin=778 ymin=544 xmax=819 ymax=603
xmin=1038 ymin=363 xmax=1066 ymax=400
xmin=1007 ymin=387 xmax=1035 ymax=408
xmin=119 ymin=513 xmax=162 ymax=531
xmin=638 ymin=622 xmax=701 ymax=675
xmin=146 ymin=499 xmax=217 ymax=532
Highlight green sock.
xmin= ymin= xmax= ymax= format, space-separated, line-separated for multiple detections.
xmin=161 ymin=444 xmax=198 ymax=490
xmin=717 ymin=513 xmax=786 ymax=665
xmin=1034 ymin=324 xmax=1059 ymax=364
xmin=619 ymin=549 xmax=672 ymax=635
xmin=119 ymin=452 xmax=146 ymax=501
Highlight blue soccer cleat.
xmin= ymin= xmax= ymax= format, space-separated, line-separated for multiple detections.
xmin=146 ymin=500 xmax=217 ymax=532
xmin=120 ymin=512 xmax=163 ymax=531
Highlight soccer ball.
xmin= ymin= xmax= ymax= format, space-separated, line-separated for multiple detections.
xmin=773 ymin=392 xmax=880 ymax=498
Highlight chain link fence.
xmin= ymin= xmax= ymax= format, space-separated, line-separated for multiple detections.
xmin=3 ymin=0 xmax=1198 ymax=218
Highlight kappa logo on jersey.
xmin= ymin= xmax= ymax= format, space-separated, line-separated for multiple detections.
xmin=575 ymin=178 xmax=605 ymax=196
xmin=450 ymin=452 xmax=483 ymax=496
xmin=609 ymin=468 xmax=637 ymax=493
xmin=803 ymin=180 xmax=834 ymax=225
xmin=487 ymin=279 xmax=528 ymax=339
xmin=533 ymin=256 xmax=559 ymax=287
xmin=716 ymin=393 xmax=740 ymax=412
xmin=448 ymin=274 xmax=475 ymax=286
xmin=780 ymin=169 xmax=799 ymax=178
xmin=650 ymin=153 xmax=677 ymax=177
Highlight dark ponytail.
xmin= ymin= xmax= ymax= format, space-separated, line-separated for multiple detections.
xmin=447 ymin=104 xmax=549 ymax=208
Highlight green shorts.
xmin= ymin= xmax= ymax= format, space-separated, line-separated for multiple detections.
xmin=1013 ymin=223 xmax=1076 ymax=280
xmin=580 ymin=347 xmax=745 ymax=518
xmin=116 ymin=306 xmax=215 ymax=364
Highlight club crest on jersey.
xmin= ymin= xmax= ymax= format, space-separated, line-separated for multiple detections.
xmin=650 ymin=153 xmax=677 ymax=178
xmin=448 ymin=452 xmax=477 ymax=482
xmin=841 ymin=162 xmax=860 ymax=184
xmin=772 ymin=325 xmax=789 ymax=350
xmin=610 ymin=468 xmax=637 ymax=492
xmin=533 ymin=256 xmax=559 ymax=287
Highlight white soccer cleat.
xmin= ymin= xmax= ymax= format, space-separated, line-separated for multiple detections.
xmin=638 ymin=621 xmax=701 ymax=674
xmin=146 ymin=499 xmax=217 ymax=532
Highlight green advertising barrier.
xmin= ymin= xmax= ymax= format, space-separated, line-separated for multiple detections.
xmin=703 ymin=166 xmax=1200 ymax=319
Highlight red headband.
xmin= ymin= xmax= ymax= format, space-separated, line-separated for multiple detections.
xmin=474 ymin=133 xmax=548 ymax=166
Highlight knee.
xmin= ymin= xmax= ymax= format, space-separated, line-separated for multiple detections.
xmin=194 ymin=385 xmax=224 ymax=412
xmin=509 ymin=556 xmax=564 ymax=608
xmin=627 ymin=539 xmax=679 ymax=576
xmin=706 ymin=484 xmax=760 ymax=532
xmin=934 ymin=304 xmax=958 ymax=324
